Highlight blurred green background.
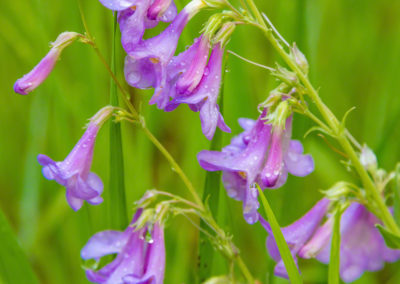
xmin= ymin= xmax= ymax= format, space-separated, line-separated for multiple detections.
xmin=1 ymin=0 xmax=400 ymax=283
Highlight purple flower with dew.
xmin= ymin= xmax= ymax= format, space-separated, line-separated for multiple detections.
xmin=198 ymin=109 xmax=314 ymax=223
xmin=147 ymin=0 xmax=177 ymax=21
xmin=14 ymin=32 xmax=80 ymax=95
xmin=81 ymin=210 xmax=165 ymax=284
xmin=260 ymin=198 xmax=330 ymax=278
xmin=37 ymin=106 xmax=114 ymax=211
xmin=198 ymin=110 xmax=271 ymax=223
xmin=124 ymin=0 xmax=205 ymax=109
xmin=168 ymin=43 xmax=230 ymax=140
xmin=299 ymin=202 xmax=400 ymax=283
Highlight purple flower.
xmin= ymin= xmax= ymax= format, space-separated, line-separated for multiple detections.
xmin=37 ymin=106 xmax=113 ymax=211
xmin=261 ymin=198 xmax=330 ymax=278
xmin=124 ymin=0 xmax=205 ymax=109
xmin=299 ymin=202 xmax=400 ymax=282
xmin=14 ymin=32 xmax=80 ymax=95
xmin=81 ymin=211 xmax=165 ymax=284
xmin=198 ymin=110 xmax=314 ymax=223
xmin=168 ymin=43 xmax=231 ymax=140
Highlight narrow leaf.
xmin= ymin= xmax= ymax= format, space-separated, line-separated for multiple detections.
xmin=393 ymin=163 xmax=400 ymax=226
xmin=108 ymin=12 xmax=128 ymax=229
xmin=0 ymin=209 xmax=39 ymax=284
xmin=198 ymin=86 xmax=225 ymax=283
xmin=328 ymin=207 xmax=342 ymax=284
xmin=376 ymin=224 xmax=400 ymax=249
xmin=256 ymin=184 xmax=303 ymax=284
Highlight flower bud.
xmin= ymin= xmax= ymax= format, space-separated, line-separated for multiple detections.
xmin=290 ymin=43 xmax=309 ymax=75
xmin=213 ymin=22 xmax=236 ymax=47
xmin=360 ymin=145 xmax=377 ymax=172
xmin=14 ymin=32 xmax=80 ymax=95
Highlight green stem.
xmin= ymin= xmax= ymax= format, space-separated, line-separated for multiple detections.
xmin=236 ymin=255 xmax=255 ymax=284
xmin=244 ymin=0 xmax=400 ymax=235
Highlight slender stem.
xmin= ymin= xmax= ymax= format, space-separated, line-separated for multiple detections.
xmin=236 ymin=255 xmax=255 ymax=284
xmin=243 ymin=0 xmax=400 ymax=235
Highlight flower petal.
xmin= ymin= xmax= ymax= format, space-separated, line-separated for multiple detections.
xmin=284 ymin=140 xmax=314 ymax=177
xmin=81 ymin=230 xmax=129 ymax=260
xmin=99 ymin=0 xmax=138 ymax=11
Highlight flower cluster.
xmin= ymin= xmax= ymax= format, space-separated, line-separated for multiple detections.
xmin=262 ymin=199 xmax=400 ymax=282
xmin=198 ymin=108 xmax=314 ymax=223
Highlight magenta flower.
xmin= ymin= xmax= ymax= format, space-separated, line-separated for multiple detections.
xmin=124 ymin=0 xmax=205 ymax=109
xmin=299 ymin=202 xmax=400 ymax=282
xmin=98 ymin=0 xmax=177 ymax=53
xmin=261 ymin=198 xmax=330 ymax=278
xmin=14 ymin=32 xmax=80 ymax=95
xmin=81 ymin=210 xmax=165 ymax=284
xmin=37 ymin=106 xmax=113 ymax=211
xmin=166 ymin=43 xmax=230 ymax=140
xmin=198 ymin=110 xmax=314 ymax=223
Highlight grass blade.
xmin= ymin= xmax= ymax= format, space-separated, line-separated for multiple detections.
xmin=108 ymin=12 xmax=128 ymax=230
xmin=0 ymin=209 xmax=39 ymax=284
xmin=256 ymin=184 xmax=302 ymax=284
xmin=328 ymin=207 xmax=342 ymax=284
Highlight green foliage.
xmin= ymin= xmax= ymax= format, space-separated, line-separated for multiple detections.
xmin=328 ymin=208 xmax=342 ymax=284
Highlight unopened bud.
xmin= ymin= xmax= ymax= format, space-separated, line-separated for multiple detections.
xmin=322 ymin=181 xmax=353 ymax=201
xmin=290 ymin=43 xmax=309 ymax=75
xmin=360 ymin=145 xmax=377 ymax=172
xmin=203 ymin=0 xmax=226 ymax=9
xmin=272 ymin=64 xmax=298 ymax=86
xmin=213 ymin=21 xmax=236 ymax=47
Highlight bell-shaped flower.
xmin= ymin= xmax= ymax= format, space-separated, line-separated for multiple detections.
xmin=261 ymin=198 xmax=330 ymax=278
xmin=124 ymin=0 xmax=205 ymax=109
xmin=198 ymin=111 xmax=271 ymax=223
xmin=168 ymin=43 xmax=230 ymax=140
xmin=37 ymin=106 xmax=114 ymax=211
xmin=198 ymin=109 xmax=314 ymax=223
xmin=259 ymin=116 xmax=314 ymax=189
xmin=299 ymin=202 xmax=400 ymax=283
xmin=14 ymin=32 xmax=80 ymax=95
xmin=81 ymin=210 xmax=165 ymax=284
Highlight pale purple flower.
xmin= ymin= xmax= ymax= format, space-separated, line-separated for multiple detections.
xmin=37 ymin=106 xmax=113 ymax=211
xmin=299 ymin=202 xmax=400 ymax=282
xmin=14 ymin=32 xmax=80 ymax=95
xmin=124 ymin=0 xmax=205 ymax=109
xmin=81 ymin=211 xmax=165 ymax=284
xmin=198 ymin=110 xmax=314 ymax=223
xmin=261 ymin=198 xmax=330 ymax=278
xmin=168 ymin=43 xmax=230 ymax=140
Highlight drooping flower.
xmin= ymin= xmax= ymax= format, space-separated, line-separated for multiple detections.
xmin=124 ymin=0 xmax=205 ymax=109
xmin=298 ymin=202 xmax=400 ymax=283
xmin=197 ymin=109 xmax=314 ymax=223
xmin=14 ymin=32 xmax=80 ymax=95
xmin=37 ymin=106 xmax=114 ymax=211
xmin=260 ymin=198 xmax=330 ymax=278
xmin=168 ymin=43 xmax=230 ymax=140
xmin=81 ymin=210 xmax=165 ymax=284
xmin=98 ymin=0 xmax=177 ymax=53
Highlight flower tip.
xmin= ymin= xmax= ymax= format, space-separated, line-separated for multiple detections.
xmin=13 ymin=79 xmax=30 ymax=95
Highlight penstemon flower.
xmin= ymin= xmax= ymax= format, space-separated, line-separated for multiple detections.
xmin=14 ymin=32 xmax=80 ymax=95
xmin=99 ymin=0 xmax=177 ymax=53
xmin=37 ymin=106 xmax=114 ymax=211
xmin=167 ymin=42 xmax=231 ymax=140
xmin=298 ymin=202 xmax=400 ymax=282
xmin=81 ymin=210 xmax=165 ymax=284
xmin=260 ymin=198 xmax=330 ymax=278
xmin=124 ymin=0 xmax=205 ymax=109
xmin=198 ymin=109 xmax=314 ymax=223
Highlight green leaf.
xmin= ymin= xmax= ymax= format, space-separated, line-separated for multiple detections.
xmin=376 ymin=224 xmax=400 ymax=249
xmin=256 ymin=184 xmax=303 ymax=284
xmin=0 ymin=209 xmax=39 ymax=284
xmin=108 ymin=12 xmax=128 ymax=230
xmin=198 ymin=88 xmax=224 ymax=284
xmin=328 ymin=207 xmax=342 ymax=284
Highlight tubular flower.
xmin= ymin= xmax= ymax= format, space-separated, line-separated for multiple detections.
xmin=261 ymin=198 xmax=330 ymax=278
xmin=81 ymin=211 xmax=165 ymax=284
xmin=168 ymin=43 xmax=230 ymax=140
xmin=14 ymin=32 xmax=80 ymax=95
xmin=37 ymin=106 xmax=114 ymax=211
xmin=124 ymin=0 xmax=205 ymax=109
xmin=298 ymin=202 xmax=400 ymax=283
xmin=197 ymin=110 xmax=314 ymax=223
xmin=98 ymin=0 xmax=177 ymax=53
